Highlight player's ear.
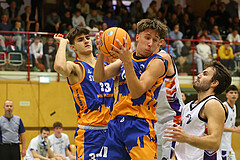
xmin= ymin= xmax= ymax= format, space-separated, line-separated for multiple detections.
xmin=135 ymin=34 xmax=139 ymax=42
xmin=211 ymin=80 xmax=219 ymax=88
xmin=70 ymin=44 xmax=76 ymax=51
xmin=159 ymin=39 xmax=164 ymax=46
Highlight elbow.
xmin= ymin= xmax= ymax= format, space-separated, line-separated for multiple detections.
xmin=208 ymin=140 xmax=221 ymax=151
xmin=54 ymin=63 xmax=63 ymax=72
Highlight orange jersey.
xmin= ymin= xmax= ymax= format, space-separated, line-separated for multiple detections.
xmin=111 ymin=53 xmax=168 ymax=122
xmin=68 ymin=59 xmax=115 ymax=126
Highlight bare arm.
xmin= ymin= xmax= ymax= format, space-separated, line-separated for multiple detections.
xmin=53 ymin=34 xmax=75 ymax=77
xmin=19 ymin=133 xmax=26 ymax=157
xmin=32 ymin=150 xmax=49 ymax=160
xmin=165 ymin=99 xmax=225 ymax=151
xmin=93 ymin=46 xmax=121 ymax=82
xmin=111 ymin=38 xmax=167 ymax=99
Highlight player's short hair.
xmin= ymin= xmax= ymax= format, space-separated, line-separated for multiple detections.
xmin=4 ymin=100 xmax=13 ymax=106
xmin=204 ymin=61 xmax=232 ymax=95
xmin=40 ymin=127 xmax=50 ymax=133
xmin=53 ymin=121 xmax=63 ymax=129
xmin=66 ymin=26 xmax=90 ymax=44
xmin=136 ymin=19 xmax=168 ymax=39
xmin=225 ymin=85 xmax=238 ymax=93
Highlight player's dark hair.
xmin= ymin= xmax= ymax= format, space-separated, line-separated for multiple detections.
xmin=53 ymin=121 xmax=63 ymax=129
xmin=225 ymin=85 xmax=238 ymax=93
xmin=204 ymin=61 xmax=232 ymax=95
xmin=66 ymin=26 xmax=90 ymax=44
xmin=137 ymin=19 xmax=168 ymax=39
xmin=40 ymin=127 xmax=50 ymax=133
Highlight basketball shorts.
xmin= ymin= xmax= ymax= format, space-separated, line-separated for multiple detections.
xmin=155 ymin=119 xmax=176 ymax=160
xmin=204 ymin=150 xmax=217 ymax=160
xmin=99 ymin=116 xmax=158 ymax=160
xmin=217 ymin=148 xmax=236 ymax=160
xmin=74 ymin=126 xmax=108 ymax=160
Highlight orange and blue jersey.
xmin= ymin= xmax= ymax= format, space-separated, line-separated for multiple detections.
xmin=68 ymin=58 xmax=115 ymax=127
xmin=111 ymin=52 xmax=168 ymax=122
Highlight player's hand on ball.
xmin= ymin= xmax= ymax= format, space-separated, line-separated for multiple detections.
xmin=54 ymin=33 xmax=69 ymax=43
xmin=110 ymin=37 xmax=132 ymax=63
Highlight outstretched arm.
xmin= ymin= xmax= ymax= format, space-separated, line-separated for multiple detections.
xmin=164 ymin=99 xmax=225 ymax=151
xmin=54 ymin=34 xmax=75 ymax=77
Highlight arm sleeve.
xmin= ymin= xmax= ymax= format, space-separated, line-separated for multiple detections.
xmin=18 ymin=118 xmax=25 ymax=134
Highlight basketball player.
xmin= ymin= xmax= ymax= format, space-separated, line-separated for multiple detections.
xmin=155 ymin=49 xmax=184 ymax=160
xmin=94 ymin=19 xmax=168 ymax=160
xmin=164 ymin=61 xmax=232 ymax=160
xmin=217 ymin=85 xmax=240 ymax=160
xmin=53 ymin=26 xmax=115 ymax=160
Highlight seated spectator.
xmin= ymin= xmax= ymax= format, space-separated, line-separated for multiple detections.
xmin=45 ymin=10 xmax=61 ymax=33
xmin=168 ymin=24 xmax=184 ymax=57
xmin=209 ymin=25 xmax=222 ymax=41
xmin=226 ymin=28 xmax=240 ymax=53
xmin=60 ymin=10 xmax=72 ymax=33
xmin=219 ymin=42 xmax=235 ymax=73
xmin=30 ymin=36 xmax=44 ymax=72
xmin=128 ymin=23 xmax=137 ymax=41
xmin=146 ymin=0 xmax=157 ymax=19
xmin=216 ymin=2 xmax=230 ymax=32
xmin=48 ymin=122 xmax=75 ymax=160
xmin=167 ymin=13 xmax=179 ymax=30
xmin=6 ymin=1 xmax=21 ymax=25
xmin=0 ymin=14 xmax=22 ymax=51
xmin=102 ymin=22 xmax=108 ymax=31
xmin=43 ymin=37 xmax=57 ymax=72
xmin=180 ymin=13 xmax=197 ymax=39
xmin=196 ymin=34 xmax=212 ymax=63
xmin=12 ymin=21 xmax=25 ymax=52
xmin=206 ymin=16 xmax=216 ymax=32
xmin=194 ymin=16 xmax=206 ymax=35
xmin=72 ymin=9 xmax=86 ymax=28
xmin=21 ymin=6 xmax=39 ymax=32
xmin=76 ymin=0 xmax=90 ymax=18
xmin=130 ymin=0 xmax=144 ymax=23
xmin=24 ymin=127 xmax=55 ymax=160
xmin=177 ymin=40 xmax=203 ymax=74
xmin=205 ymin=2 xmax=218 ymax=22
xmin=161 ymin=40 xmax=177 ymax=59
xmin=86 ymin=9 xmax=103 ymax=26
xmin=103 ymin=12 xmax=117 ymax=28
xmin=86 ymin=19 xmax=98 ymax=56
xmin=59 ymin=0 xmax=75 ymax=15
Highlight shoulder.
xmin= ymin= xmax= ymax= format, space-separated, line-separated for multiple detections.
xmin=204 ymin=98 xmax=225 ymax=115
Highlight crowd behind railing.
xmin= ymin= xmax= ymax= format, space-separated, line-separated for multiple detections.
xmin=0 ymin=0 xmax=240 ymax=78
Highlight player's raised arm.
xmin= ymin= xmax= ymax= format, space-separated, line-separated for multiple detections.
xmin=54 ymin=33 xmax=75 ymax=77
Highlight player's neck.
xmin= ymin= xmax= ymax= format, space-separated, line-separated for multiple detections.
xmin=78 ymin=53 xmax=96 ymax=66
xmin=196 ymin=91 xmax=215 ymax=103
xmin=227 ymin=99 xmax=235 ymax=108
xmin=54 ymin=133 xmax=62 ymax=138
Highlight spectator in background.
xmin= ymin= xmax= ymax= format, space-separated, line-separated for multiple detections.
xmin=95 ymin=0 xmax=104 ymax=15
xmin=219 ymin=42 xmax=235 ymax=73
xmin=216 ymin=2 xmax=230 ymax=32
xmin=0 ymin=14 xmax=22 ymax=51
xmin=43 ymin=37 xmax=57 ymax=72
xmin=181 ymin=91 xmax=186 ymax=104
xmin=159 ymin=1 xmax=172 ymax=20
xmin=76 ymin=0 xmax=90 ymax=18
xmin=180 ymin=13 xmax=197 ymax=39
xmin=130 ymin=0 xmax=144 ymax=23
xmin=128 ymin=23 xmax=137 ymax=50
xmin=6 ymin=1 xmax=21 ymax=25
xmin=86 ymin=9 xmax=103 ymax=26
xmin=86 ymin=19 xmax=98 ymax=56
xmin=103 ymin=11 xmax=117 ymax=28
xmin=12 ymin=21 xmax=25 ymax=51
xmin=59 ymin=0 xmax=75 ymax=15
xmin=0 ymin=100 xmax=26 ymax=159
xmin=147 ymin=0 xmax=157 ymax=19
xmin=49 ymin=122 xmax=75 ymax=160
xmin=161 ymin=40 xmax=176 ymax=59
xmin=226 ymin=28 xmax=240 ymax=53
xmin=72 ymin=9 xmax=85 ymax=28
xmin=30 ymin=36 xmax=44 ymax=72
xmin=177 ymin=40 xmax=203 ymax=74
xmin=167 ymin=13 xmax=179 ymax=30
xmin=168 ymin=24 xmax=184 ymax=58
xmin=226 ymin=0 xmax=238 ymax=19
xmin=175 ymin=4 xmax=184 ymax=22
xmin=185 ymin=5 xmax=195 ymax=22
xmin=231 ymin=16 xmax=240 ymax=33
xmin=60 ymin=10 xmax=72 ymax=33
xmin=102 ymin=22 xmax=108 ymax=31
xmin=102 ymin=0 xmax=114 ymax=16
xmin=205 ymin=2 xmax=218 ymax=22
xmin=21 ymin=6 xmax=39 ymax=32
xmin=206 ymin=16 xmax=216 ymax=32
xmin=45 ymin=10 xmax=61 ymax=33
xmin=209 ymin=25 xmax=222 ymax=41
xmin=194 ymin=16 xmax=207 ymax=35
xmin=196 ymin=34 xmax=212 ymax=63
xmin=24 ymin=127 xmax=55 ymax=160
xmin=31 ymin=0 xmax=42 ymax=29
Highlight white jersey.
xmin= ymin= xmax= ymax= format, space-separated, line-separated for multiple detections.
xmin=175 ymin=95 xmax=224 ymax=160
xmin=24 ymin=135 xmax=51 ymax=160
xmin=48 ymin=133 xmax=70 ymax=157
xmin=220 ymin=101 xmax=236 ymax=150
xmin=156 ymin=51 xmax=184 ymax=124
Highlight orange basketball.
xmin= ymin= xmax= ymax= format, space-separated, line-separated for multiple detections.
xmin=36 ymin=63 xmax=45 ymax=71
xmin=99 ymin=27 xmax=131 ymax=59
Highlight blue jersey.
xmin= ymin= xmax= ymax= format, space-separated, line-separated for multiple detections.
xmin=112 ymin=52 xmax=168 ymax=122
xmin=68 ymin=58 xmax=115 ymax=126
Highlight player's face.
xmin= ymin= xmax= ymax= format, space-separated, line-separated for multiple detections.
xmin=226 ymin=90 xmax=239 ymax=103
xmin=193 ymin=67 xmax=215 ymax=93
xmin=136 ymin=29 xmax=162 ymax=57
xmin=54 ymin=127 xmax=63 ymax=135
xmin=72 ymin=34 xmax=92 ymax=55
xmin=3 ymin=101 xmax=13 ymax=116
xmin=41 ymin=130 xmax=50 ymax=139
